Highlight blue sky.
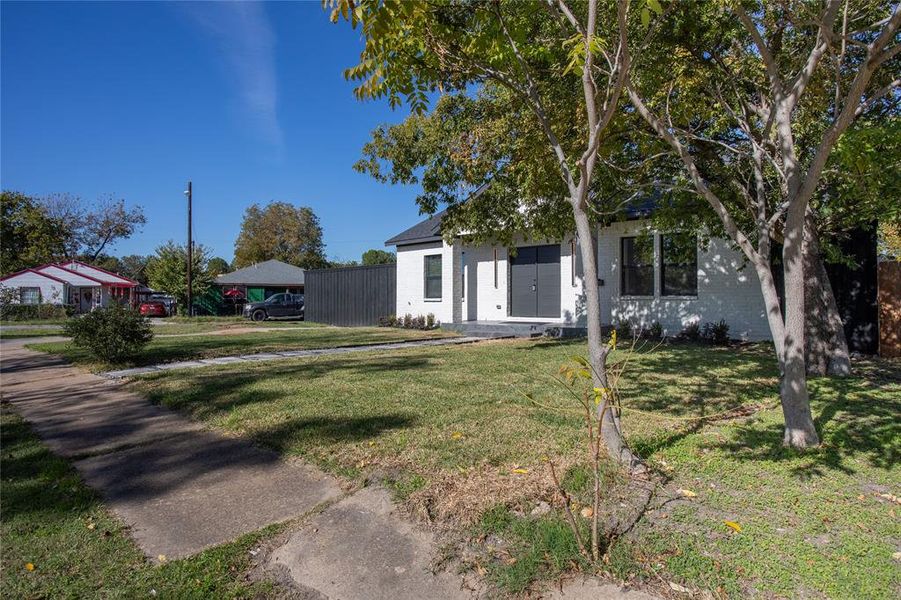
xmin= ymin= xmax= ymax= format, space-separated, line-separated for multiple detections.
xmin=1 ymin=1 xmax=424 ymax=263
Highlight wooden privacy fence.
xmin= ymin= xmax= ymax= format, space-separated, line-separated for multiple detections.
xmin=878 ymin=261 xmax=901 ymax=358
xmin=304 ymin=263 xmax=396 ymax=326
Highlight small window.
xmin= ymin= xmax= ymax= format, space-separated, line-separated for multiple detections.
xmin=461 ymin=252 xmax=466 ymax=299
xmin=20 ymin=287 xmax=41 ymax=305
xmin=621 ymin=236 xmax=654 ymax=296
xmin=424 ymin=254 xmax=442 ymax=300
xmin=662 ymin=233 xmax=698 ymax=296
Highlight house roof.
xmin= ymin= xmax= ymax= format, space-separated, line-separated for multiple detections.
xmin=36 ymin=264 xmax=105 ymax=287
xmin=0 ymin=268 xmax=70 ymax=285
xmin=384 ymin=196 xmax=660 ymax=247
xmin=384 ymin=210 xmax=447 ymax=247
xmin=216 ymin=259 xmax=305 ymax=286
xmin=58 ymin=260 xmax=138 ymax=286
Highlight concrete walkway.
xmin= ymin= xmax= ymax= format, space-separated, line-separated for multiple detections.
xmin=0 ymin=339 xmax=342 ymax=559
xmin=100 ymin=336 xmax=486 ymax=378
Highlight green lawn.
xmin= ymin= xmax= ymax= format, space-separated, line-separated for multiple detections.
xmin=28 ymin=325 xmax=455 ymax=369
xmin=147 ymin=316 xmax=313 ymax=335
xmin=0 ymin=328 xmax=65 ymax=339
xmin=0 ymin=405 xmax=279 ymax=598
xmin=130 ymin=339 xmax=901 ymax=598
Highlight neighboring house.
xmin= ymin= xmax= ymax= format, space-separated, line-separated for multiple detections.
xmin=0 ymin=260 xmax=142 ymax=313
xmin=216 ymin=259 xmax=305 ymax=302
xmin=386 ymin=209 xmax=774 ymax=340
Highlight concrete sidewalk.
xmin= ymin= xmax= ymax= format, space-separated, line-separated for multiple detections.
xmin=0 ymin=340 xmax=342 ymax=559
xmin=100 ymin=336 xmax=487 ymax=378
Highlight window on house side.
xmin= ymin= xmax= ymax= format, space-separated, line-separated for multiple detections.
xmin=461 ymin=252 xmax=466 ymax=299
xmin=20 ymin=287 xmax=41 ymax=305
xmin=621 ymin=236 xmax=654 ymax=296
xmin=424 ymin=254 xmax=442 ymax=300
xmin=571 ymin=240 xmax=576 ymax=287
xmin=493 ymin=248 xmax=498 ymax=288
xmin=662 ymin=234 xmax=698 ymax=296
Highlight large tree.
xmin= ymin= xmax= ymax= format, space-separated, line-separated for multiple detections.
xmin=40 ymin=193 xmax=146 ymax=260
xmin=626 ymin=0 xmax=899 ymax=447
xmin=233 ymin=202 xmax=328 ymax=269
xmin=146 ymin=242 xmax=214 ymax=312
xmin=119 ymin=254 xmax=153 ymax=285
xmin=0 ymin=191 xmax=69 ymax=274
xmin=332 ymin=0 xmax=642 ymax=468
xmin=361 ymin=249 xmax=396 ymax=265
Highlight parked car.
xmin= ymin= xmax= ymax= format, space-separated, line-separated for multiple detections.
xmin=243 ymin=293 xmax=304 ymax=322
xmin=139 ymin=301 xmax=168 ymax=318
xmin=149 ymin=293 xmax=176 ymax=316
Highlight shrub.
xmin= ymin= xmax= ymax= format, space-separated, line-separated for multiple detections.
xmin=378 ymin=314 xmax=397 ymax=327
xmin=426 ymin=313 xmax=436 ymax=328
xmin=680 ymin=321 xmax=702 ymax=342
xmin=614 ymin=320 xmax=633 ymax=340
xmin=63 ymin=305 xmax=154 ymax=362
xmin=647 ymin=321 xmax=663 ymax=340
xmin=402 ymin=313 xmax=414 ymax=328
xmin=0 ymin=303 xmax=74 ymax=321
xmin=701 ymin=319 xmax=730 ymax=346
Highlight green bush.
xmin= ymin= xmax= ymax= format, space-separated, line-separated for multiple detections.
xmin=63 ymin=306 xmax=154 ymax=362
xmin=0 ymin=303 xmax=73 ymax=321
xmin=701 ymin=319 xmax=731 ymax=346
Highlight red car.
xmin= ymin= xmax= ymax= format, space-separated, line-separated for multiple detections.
xmin=139 ymin=301 xmax=168 ymax=317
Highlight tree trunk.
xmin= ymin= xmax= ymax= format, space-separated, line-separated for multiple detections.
xmin=753 ymin=255 xmax=787 ymax=373
xmin=572 ymin=206 xmax=641 ymax=470
xmin=781 ymin=207 xmax=820 ymax=448
xmin=802 ymin=217 xmax=851 ymax=377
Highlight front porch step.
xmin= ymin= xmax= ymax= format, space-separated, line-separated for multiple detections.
xmin=442 ymin=321 xmax=587 ymax=339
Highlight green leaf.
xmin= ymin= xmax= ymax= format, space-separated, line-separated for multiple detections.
xmin=641 ymin=8 xmax=650 ymax=27
xmin=648 ymin=0 xmax=663 ymax=16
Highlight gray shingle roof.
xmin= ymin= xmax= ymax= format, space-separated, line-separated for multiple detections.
xmin=384 ymin=210 xmax=446 ymax=247
xmin=384 ymin=195 xmax=660 ymax=247
xmin=216 ymin=259 xmax=305 ymax=286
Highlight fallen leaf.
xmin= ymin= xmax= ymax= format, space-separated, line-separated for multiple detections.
xmin=878 ymin=493 xmax=901 ymax=505
xmin=512 ymin=468 xmax=528 ymax=474
xmin=723 ymin=521 xmax=742 ymax=533
xmin=668 ymin=581 xmax=690 ymax=593
xmin=892 ymin=552 xmax=901 ymax=562
xmin=580 ymin=507 xmax=594 ymax=518
xmin=157 ymin=554 xmax=167 ymax=563
xmin=24 ymin=563 xmax=35 ymax=572
xmin=451 ymin=431 xmax=463 ymax=440
xmin=86 ymin=522 xmax=96 ymax=530
xmin=677 ymin=489 xmax=697 ymax=498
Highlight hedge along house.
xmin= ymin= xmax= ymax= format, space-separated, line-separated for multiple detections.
xmin=387 ymin=208 xmax=776 ymax=340
xmin=215 ymin=259 xmax=305 ymax=302
xmin=0 ymin=260 xmax=142 ymax=313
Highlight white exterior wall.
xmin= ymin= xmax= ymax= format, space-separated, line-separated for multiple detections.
xmin=597 ymin=220 xmax=771 ymax=340
xmin=397 ymin=235 xmax=587 ymax=325
xmin=0 ymin=273 xmax=66 ymax=304
xmin=395 ymin=240 xmax=456 ymax=324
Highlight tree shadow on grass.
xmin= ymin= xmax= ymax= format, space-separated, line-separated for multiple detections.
xmin=712 ymin=369 xmax=900 ymax=477
xmin=246 ymin=413 xmax=417 ymax=456
xmin=140 ymin=354 xmax=435 ymax=420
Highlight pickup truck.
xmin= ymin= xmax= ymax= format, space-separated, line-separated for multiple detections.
xmin=243 ymin=293 xmax=304 ymax=322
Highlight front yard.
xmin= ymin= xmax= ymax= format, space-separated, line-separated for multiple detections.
xmin=127 ymin=338 xmax=900 ymax=598
xmin=28 ymin=323 xmax=454 ymax=369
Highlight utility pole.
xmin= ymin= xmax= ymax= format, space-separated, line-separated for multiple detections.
xmin=185 ymin=181 xmax=193 ymax=318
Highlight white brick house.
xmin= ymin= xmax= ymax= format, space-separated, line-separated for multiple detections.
xmin=387 ymin=212 xmax=772 ymax=340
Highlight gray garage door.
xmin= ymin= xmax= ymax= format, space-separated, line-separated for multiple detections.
xmin=509 ymin=245 xmax=561 ymax=318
